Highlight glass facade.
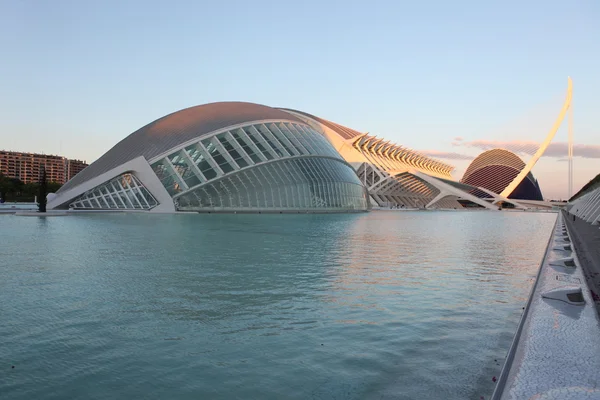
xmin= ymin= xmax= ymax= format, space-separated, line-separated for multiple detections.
xmin=150 ymin=121 xmax=368 ymax=212
xmin=175 ymin=158 xmax=368 ymax=211
xmin=69 ymin=173 xmax=158 ymax=210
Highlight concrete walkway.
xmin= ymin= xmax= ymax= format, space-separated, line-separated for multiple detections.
xmin=492 ymin=212 xmax=600 ymax=399
xmin=563 ymin=210 xmax=600 ymax=316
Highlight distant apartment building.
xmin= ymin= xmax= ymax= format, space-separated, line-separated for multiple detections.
xmin=0 ymin=150 xmax=88 ymax=185
xmin=66 ymin=159 xmax=88 ymax=181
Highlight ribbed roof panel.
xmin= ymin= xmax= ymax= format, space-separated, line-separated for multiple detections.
xmin=58 ymin=102 xmax=303 ymax=193
xmin=461 ymin=148 xmax=544 ymax=200
xmin=462 ymin=149 xmax=525 ymax=182
xmin=278 ymin=108 xmax=364 ymax=140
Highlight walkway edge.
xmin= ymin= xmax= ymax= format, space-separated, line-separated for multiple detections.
xmin=490 ymin=215 xmax=556 ymax=400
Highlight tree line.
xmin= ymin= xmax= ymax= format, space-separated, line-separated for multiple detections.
xmin=0 ymin=172 xmax=61 ymax=203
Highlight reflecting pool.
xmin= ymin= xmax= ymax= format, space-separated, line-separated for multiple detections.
xmin=0 ymin=211 xmax=556 ymax=399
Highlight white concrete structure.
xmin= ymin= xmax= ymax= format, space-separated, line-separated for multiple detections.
xmin=282 ymin=109 xmax=498 ymax=209
xmin=500 ymin=77 xmax=573 ymax=198
xmin=49 ymin=102 xmax=370 ymax=213
xmin=54 ymin=99 xmax=564 ymax=214
xmin=492 ymin=212 xmax=600 ymax=399
xmin=567 ymin=183 xmax=600 ymax=225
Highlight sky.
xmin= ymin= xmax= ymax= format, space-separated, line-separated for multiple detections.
xmin=1 ymin=0 xmax=598 ymax=199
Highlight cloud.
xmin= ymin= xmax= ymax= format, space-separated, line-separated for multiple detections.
xmin=454 ymin=136 xmax=464 ymax=142
xmin=453 ymin=140 xmax=600 ymax=159
xmin=420 ymin=150 xmax=474 ymax=160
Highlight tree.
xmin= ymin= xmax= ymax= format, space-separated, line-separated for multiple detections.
xmin=38 ymin=166 xmax=47 ymax=212
xmin=0 ymin=173 xmax=7 ymax=202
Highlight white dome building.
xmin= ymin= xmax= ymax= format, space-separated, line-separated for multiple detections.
xmin=49 ymin=102 xmax=370 ymax=213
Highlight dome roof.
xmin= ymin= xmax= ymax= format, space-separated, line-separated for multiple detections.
xmin=58 ymin=102 xmax=302 ymax=193
xmin=462 ymin=148 xmax=525 ymax=182
xmin=461 ymin=148 xmax=543 ymax=200
xmin=278 ymin=108 xmax=364 ymax=140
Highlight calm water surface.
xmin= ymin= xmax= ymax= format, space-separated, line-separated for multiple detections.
xmin=0 ymin=211 xmax=556 ymax=399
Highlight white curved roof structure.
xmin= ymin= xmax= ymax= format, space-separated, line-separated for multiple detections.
xmin=59 ymin=102 xmax=304 ymax=194
xmin=49 ymin=102 xmax=370 ymax=213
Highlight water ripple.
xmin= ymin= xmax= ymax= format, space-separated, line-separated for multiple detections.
xmin=0 ymin=211 xmax=555 ymax=400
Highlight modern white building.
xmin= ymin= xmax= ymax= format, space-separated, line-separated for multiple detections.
xmin=48 ymin=101 xmax=502 ymax=213
xmin=281 ymin=109 xmax=499 ymax=210
xmin=48 ymin=102 xmax=370 ymax=213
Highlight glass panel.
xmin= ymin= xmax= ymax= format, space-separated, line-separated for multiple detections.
xmin=268 ymin=123 xmax=297 ymax=156
xmin=202 ymin=139 xmax=236 ymax=174
xmin=125 ymin=191 xmax=141 ymax=208
xmin=198 ymin=160 xmax=217 ymax=181
xmin=169 ymin=151 xmax=200 ymax=186
xmin=169 ymin=153 xmax=365 ymax=212
xmin=152 ymin=160 xmax=183 ymax=195
xmin=230 ymin=129 xmax=262 ymax=164
xmin=256 ymin=124 xmax=285 ymax=158
xmin=104 ymin=195 xmax=117 ymax=208
xmin=151 ymin=161 xmax=170 ymax=181
xmin=95 ymin=196 xmax=108 ymax=208
xmin=186 ymin=145 xmax=204 ymax=164
xmin=133 ymin=189 xmax=148 ymax=207
xmin=285 ymin=123 xmax=314 ymax=154
xmin=70 ymin=173 xmax=159 ymax=210
xmin=183 ymin=173 xmax=201 ymax=188
xmin=275 ymin=123 xmax=305 ymax=155
xmin=218 ymin=133 xmax=249 ymax=168
xmin=244 ymin=127 xmax=274 ymax=160
xmin=213 ymin=153 xmax=235 ymax=174
xmin=279 ymin=123 xmax=309 ymax=155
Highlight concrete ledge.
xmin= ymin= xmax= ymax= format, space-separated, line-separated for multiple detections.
xmin=492 ymin=212 xmax=600 ymax=399
xmin=15 ymin=211 xmax=69 ymax=217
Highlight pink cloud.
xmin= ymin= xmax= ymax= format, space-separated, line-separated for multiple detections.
xmin=454 ymin=140 xmax=600 ymax=159
xmin=420 ymin=150 xmax=474 ymax=160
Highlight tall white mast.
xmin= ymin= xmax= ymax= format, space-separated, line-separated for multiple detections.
xmin=568 ymin=84 xmax=574 ymax=199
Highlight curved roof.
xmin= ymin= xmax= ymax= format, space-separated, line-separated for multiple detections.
xmin=462 ymin=148 xmax=525 ymax=182
xmin=58 ymin=102 xmax=303 ymax=193
xmin=278 ymin=108 xmax=364 ymax=140
xmin=461 ymin=148 xmax=543 ymax=200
